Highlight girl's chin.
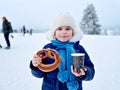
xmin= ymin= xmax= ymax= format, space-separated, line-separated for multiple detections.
xmin=57 ymin=37 xmax=70 ymax=42
xmin=59 ymin=39 xmax=69 ymax=42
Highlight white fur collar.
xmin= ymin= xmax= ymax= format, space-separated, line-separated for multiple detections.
xmin=46 ymin=29 xmax=83 ymax=42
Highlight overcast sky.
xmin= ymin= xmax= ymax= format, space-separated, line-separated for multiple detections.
xmin=0 ymin=0 xmax=120 ymax=30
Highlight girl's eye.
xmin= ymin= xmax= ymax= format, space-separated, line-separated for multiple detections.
xmin=57 ymin=27 xmax=62 ymax=30
xmin=66 ymin=28 xmax=70 ymax=30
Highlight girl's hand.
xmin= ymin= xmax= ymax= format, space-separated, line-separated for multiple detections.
xmin=71 ymin=66 xmax=87 ymax=77
xmin=32 ymin=55 xmax=42 ymax=67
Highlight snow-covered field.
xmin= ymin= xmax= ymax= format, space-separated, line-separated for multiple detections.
xmin=0 ymin=33 xmax=120 ymax=90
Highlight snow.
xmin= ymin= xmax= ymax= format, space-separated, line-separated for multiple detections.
xmin=0 ymin=33 xmax=120 ymax=90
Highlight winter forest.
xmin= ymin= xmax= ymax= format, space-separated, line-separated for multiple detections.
xmin=0 ymin=3 xmax=120 ymax=35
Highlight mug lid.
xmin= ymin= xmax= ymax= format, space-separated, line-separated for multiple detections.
xmin=71 ymin=53 xmax=85 ymax=56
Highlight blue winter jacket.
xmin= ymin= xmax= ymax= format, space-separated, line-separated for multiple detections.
xmin=30 ymin=41 xmax=95 ymax=90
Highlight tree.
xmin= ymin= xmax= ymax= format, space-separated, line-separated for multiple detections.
xmin=80 ymin=3 xmax=101 ymax=34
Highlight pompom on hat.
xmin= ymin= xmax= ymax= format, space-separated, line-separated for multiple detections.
xmin=46 ymin=12 xmax=83 ymax=42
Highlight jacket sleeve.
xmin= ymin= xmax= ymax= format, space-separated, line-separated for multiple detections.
xmin=76 ymin=44 xmax=95 ymax=81
xmin=30 ymin=61 xmax=45 ymax=78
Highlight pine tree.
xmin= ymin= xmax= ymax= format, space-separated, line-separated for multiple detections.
xmin=80 ymin=3 xmax=101 ymax=34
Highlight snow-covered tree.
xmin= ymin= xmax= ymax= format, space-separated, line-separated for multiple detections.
xmin=80 ymin=3 xmax=101 ymax=34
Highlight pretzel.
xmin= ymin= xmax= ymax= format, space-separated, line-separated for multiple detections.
xmin=36 ymin=49 xmax=60 ymax=72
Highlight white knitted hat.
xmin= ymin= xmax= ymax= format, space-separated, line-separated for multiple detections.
xmin=50 ymin=12 xmax=77 ymax=37
xmin=46 ymin=12 xmax=83 ymax=42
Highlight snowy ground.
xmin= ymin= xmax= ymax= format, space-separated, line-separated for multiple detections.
xmin=0 ymin=33 xmax=120 ymax=90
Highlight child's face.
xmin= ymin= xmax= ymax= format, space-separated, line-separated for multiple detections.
xmin=54 ymin=26 xmax=74 ymax=42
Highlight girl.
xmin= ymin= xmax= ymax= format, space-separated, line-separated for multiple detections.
xmin=30 ymin=12 xmax=95 ymax=90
